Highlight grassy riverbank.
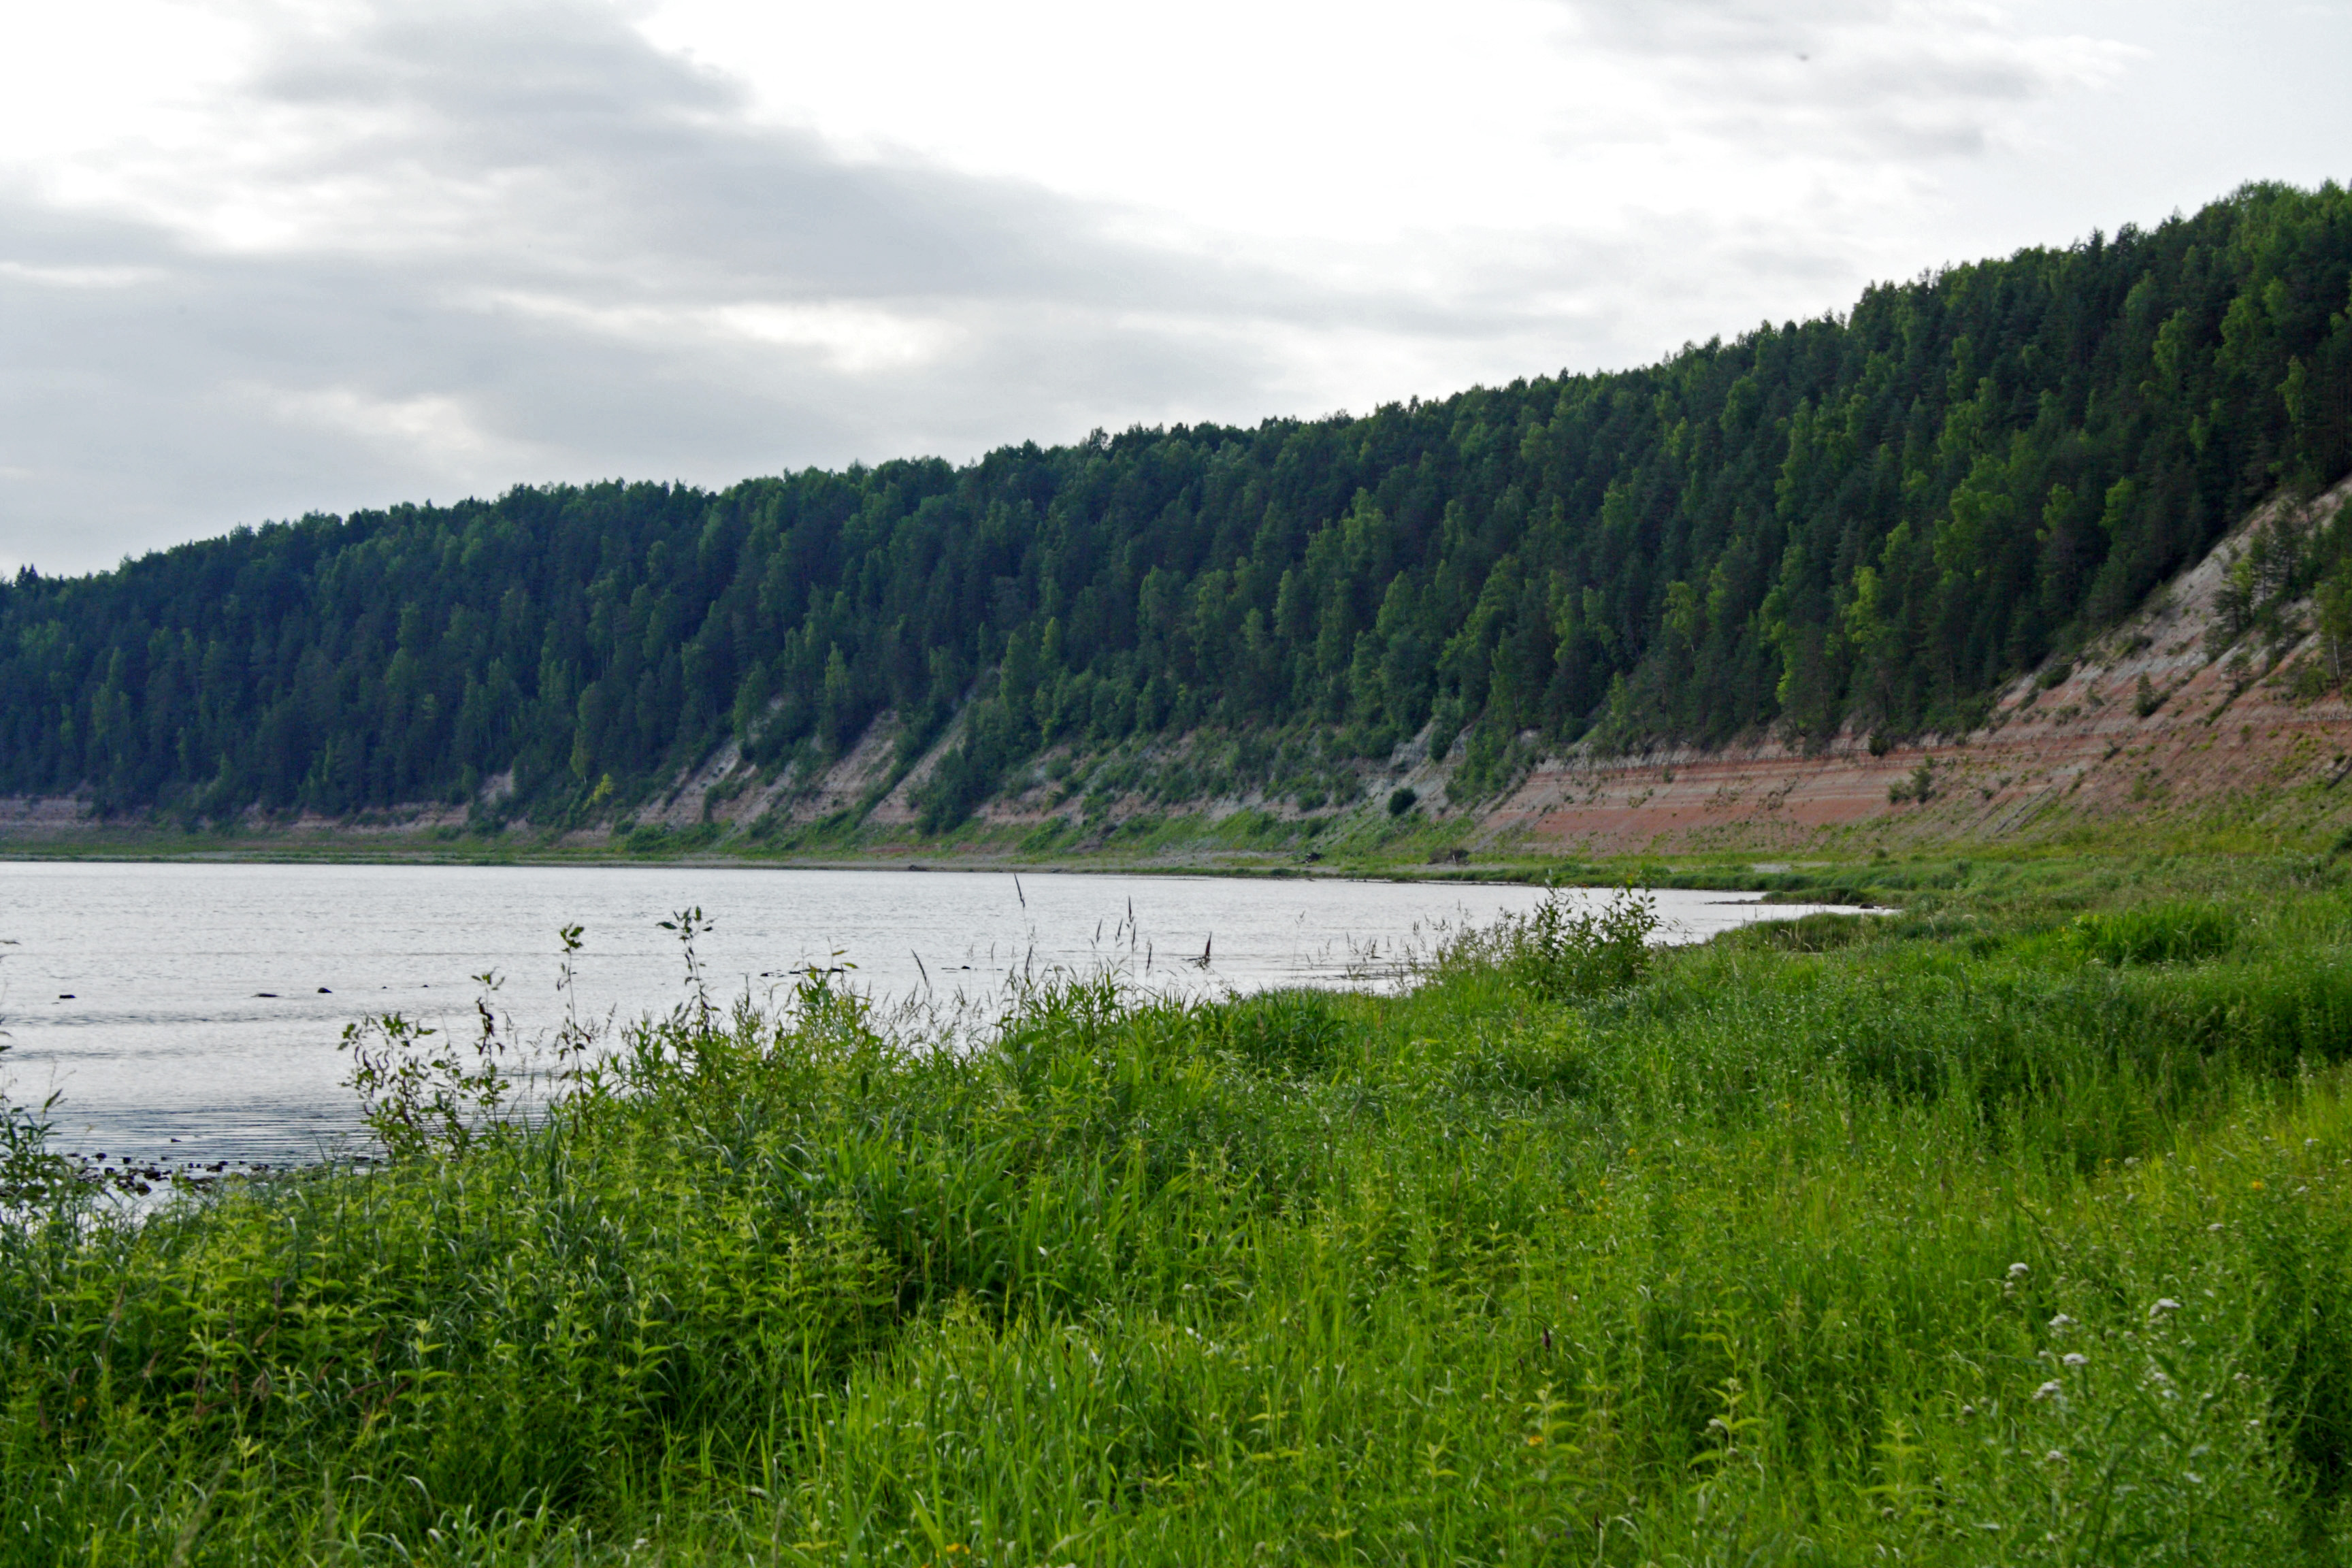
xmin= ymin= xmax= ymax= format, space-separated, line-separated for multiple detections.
xmin=0 ymin=806 xmax=2277 ymax=916
xmin=7 ymin=855 xmax=2352 ymax=1563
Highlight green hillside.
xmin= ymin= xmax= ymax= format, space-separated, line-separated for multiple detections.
xmin=5 ymin=181 xmax=2349 ymax=830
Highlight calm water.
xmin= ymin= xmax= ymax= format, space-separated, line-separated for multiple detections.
xmin=0 ymin=862 xmax=1852 ymax=1170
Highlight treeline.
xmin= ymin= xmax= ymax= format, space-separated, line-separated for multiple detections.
xmin=4 ymin=182 xmax=2350 ymax=828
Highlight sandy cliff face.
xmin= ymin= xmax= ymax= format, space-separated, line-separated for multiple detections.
xmin=630 ymin=704 xmax=966 ymax=834
xmin=0 ymin=794 xmax=96 ymax=832
xmin=1478 ymin=476 xmax=2352 ymax=856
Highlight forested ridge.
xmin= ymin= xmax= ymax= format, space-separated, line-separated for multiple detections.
xmin=5 ymin=182 xmax=2351 ymax=831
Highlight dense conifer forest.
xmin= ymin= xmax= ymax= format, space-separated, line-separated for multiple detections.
xmin=4 ymin=182 xmax=2349 ymax=829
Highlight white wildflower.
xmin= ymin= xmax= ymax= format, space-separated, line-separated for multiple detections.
xmin=2150 ymin=1298 xmax=2181 ymax=1318
xmin=2063 ymin=1352 xmax=2089 ymax=1367
xmin=2008 ymin=1262 xmax=2031 ymax=1278
xmin=2034 ymin=1380 xmax=2062 ymax=1401
xmin=2049 ymin=1313 xmax=2075 ymax=1331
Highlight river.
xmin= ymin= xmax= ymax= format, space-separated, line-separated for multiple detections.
xmin=0 ymin=860 xmax=1855 ymax=1172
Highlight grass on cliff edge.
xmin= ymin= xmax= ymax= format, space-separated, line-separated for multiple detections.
xmin=8 ymin=859 xmax=2352 ymax=1563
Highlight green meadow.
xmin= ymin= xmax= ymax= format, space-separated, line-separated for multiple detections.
xmin=7 ymin=855 xmax=2352 ymax=1564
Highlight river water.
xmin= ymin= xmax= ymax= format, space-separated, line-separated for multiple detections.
xmin=0 ymin=861 xmax=1854 ymax=1171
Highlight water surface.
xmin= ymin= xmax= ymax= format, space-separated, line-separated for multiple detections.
xmin=0 ymin=861 xmax=1851 ymax=1169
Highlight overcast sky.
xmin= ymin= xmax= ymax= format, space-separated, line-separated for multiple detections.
xmin=3 ymin=1 xmax=2347 ymax=575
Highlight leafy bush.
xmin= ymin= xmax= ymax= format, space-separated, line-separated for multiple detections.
xmin=1435 ymin=884 xmax=1659 ymax=1000
xmin=1888 ymin=756 xmax=1937 ymax=804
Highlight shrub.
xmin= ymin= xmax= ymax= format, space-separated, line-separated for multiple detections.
xmin=1438 ymin=885 xmax=1659 ymax=1000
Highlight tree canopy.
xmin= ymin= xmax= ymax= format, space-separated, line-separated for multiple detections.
xmin=5 ymin=182 xmax=2349 ymax=828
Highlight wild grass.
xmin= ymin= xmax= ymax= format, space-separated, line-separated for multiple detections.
xmin=2063 ymin=900 xmax=2242 ymax=967
xmin=5 ymin=864 xmax=2352 ymax=1563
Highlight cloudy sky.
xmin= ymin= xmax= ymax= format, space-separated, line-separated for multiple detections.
xmin=2 ymin=1 xmax=2347 ymax=574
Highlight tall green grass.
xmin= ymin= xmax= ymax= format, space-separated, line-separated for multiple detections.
xmin=2063 ymin=900 xmax=2242 ymax=967
xmin=5 ymin=870 xmax=2352 ymax=1563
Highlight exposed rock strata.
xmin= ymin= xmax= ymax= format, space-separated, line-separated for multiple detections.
xmin=1482 ymin=474 xmax=2352 ymax=854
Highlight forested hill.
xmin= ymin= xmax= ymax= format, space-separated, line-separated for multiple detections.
xmin=5 ymin=182 xmax=2351 ymax=832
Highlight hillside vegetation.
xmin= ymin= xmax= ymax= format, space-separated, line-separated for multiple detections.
xmin=9 ymin=858 xmax=2352 ymax=1563
xmin=3 ymin=182 xmax=2350 ymax=833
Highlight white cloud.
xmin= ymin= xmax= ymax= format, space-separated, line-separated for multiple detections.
xmin=0 ymin=261 xmax=171 ymax=289
xmin=259 ymin=384 xmax=543 ymax=469
xmin=0 ymin=0 xmax=2344 ymax=572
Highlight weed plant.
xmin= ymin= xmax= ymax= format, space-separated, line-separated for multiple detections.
xmin=5 ymin=869 xmax=2352 ymax=1562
